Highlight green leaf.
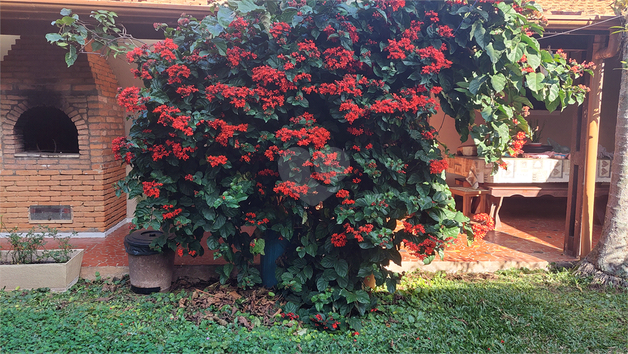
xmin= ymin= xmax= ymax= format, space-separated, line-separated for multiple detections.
xmin=60 ymin=8 xmax=72 ymax=16
xmin=237 ymin=0 xmax=264 ymax=13
xmin=526 ymin=52 xmax=541 ymax=69
xmin=334 ymin=259 xmax=349 ymax=278
xmin=45 ymin=33 xmax=63 ymax=43
xmin=490 ymin=73 xmax=506 ymax=92
xmin=526 ymin=72 xmax=545 ymax=93
xmin=250 ymin=238 xmax=265 ymax=255
xmin=65 ymin=46 xmax=77 ymax=67
xmin=279 ymin=9 xmax=298 ymax=24
xmin=303 ymin=265 xmax=313 ymax=280
xmin=217 ymin=6 xmax=234 ymax=28
xmin=321 ymin=255 xmax=335 ymax=268
xmin=486 ymin=43 xmax=500 ymax=64
xmin=546 ymin=96 xmax=560 ymax=112
xmin=316 ymin=276 xmax=329 ymax=292
xmin=340 ymin=289 xmax=357 ymax=303
xmin=385 ymin=278 xmax=396 ymax=293
xmin=213 ymin=38 xmax=228 ymax=56
xmin=548 ymin=84 xmax=559 ymax=102
xmin=474 ymin=24 xmax=487 ymax=49
xmin=469 ymin=75 xmax=487 ymax=95
xmin=355 ymin=290 xmax=370 ymax=304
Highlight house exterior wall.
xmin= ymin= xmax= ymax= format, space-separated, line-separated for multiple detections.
xmin=0 ymin=36 xmax=126 ymax=233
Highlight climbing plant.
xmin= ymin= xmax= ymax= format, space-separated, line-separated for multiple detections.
xmin=48 ymin=0 xmax=591 ymax=323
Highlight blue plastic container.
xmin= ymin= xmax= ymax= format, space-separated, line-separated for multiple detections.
xmin=260 ymin=231 xmax=289 ymax=287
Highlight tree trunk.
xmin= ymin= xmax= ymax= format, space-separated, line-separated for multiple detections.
xmin=577 ymin=32 xmax=628 ymax=287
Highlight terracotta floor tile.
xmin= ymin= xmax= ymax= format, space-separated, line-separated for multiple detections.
xmin=0 ymin=196 xmax=599 ymax=270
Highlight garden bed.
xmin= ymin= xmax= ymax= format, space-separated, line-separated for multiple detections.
xmin=0 ymin=249 xmax=84 ymax=292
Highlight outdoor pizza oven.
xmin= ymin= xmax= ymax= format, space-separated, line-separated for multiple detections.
xmin=0 ymin=35 xmax=127 ymax=235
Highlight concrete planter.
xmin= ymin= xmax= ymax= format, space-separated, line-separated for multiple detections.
xmin=0 ymin=249 xmax=84 ymax=292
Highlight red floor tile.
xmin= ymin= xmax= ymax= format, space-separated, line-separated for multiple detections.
xmin=1 ymin=196 xmax=597 ymax=269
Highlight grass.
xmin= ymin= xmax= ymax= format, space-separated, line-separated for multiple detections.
xmin=1 ymin=268 xmax=626 ymax=353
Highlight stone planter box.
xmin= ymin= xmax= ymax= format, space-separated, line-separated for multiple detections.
xmin=0 ymin=249 xmax=84 ymax=292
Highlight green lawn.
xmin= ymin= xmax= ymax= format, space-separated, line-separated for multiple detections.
xmin=2 ymin=269 xmax=626 ymax=353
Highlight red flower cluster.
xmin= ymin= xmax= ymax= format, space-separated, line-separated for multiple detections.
xmin=269 ymin=22 xmax=291 ymax=41
xmin=311 ymin=314 xmax=341 ymax=330
xmin=112 ymin=136 xmax=133 ymax=163
xmin=176 ymin=85 xmax=199 ymax=98
xmin=207 ymin=119 xmax=248 ymax=146
xmin=336 ymin=189 xmax=350 ymax=199
xmin=226 ymin=47 xmax=257 ymax=67
xmin=437 ymin=25 xmax=455 ymax=38
xmin=339 ymin=100 xmax=365 ymax=124
xmin=281 ymin=312 xmax=299 ymax=320
xmin=252 ymin=66 xmax=296 ymax=92
xmin=153 ymin=38 xmax=178 ymax=62
xmin=274 ymin=181 xmax=308 ymax=200
xmin=323 ymin=47 xmax=358 ymax=70
xmin=429 ymin=159 xmax=448 ymax=174
xmin=207 ymin=155 xmax=228 ymax=167
xmin=417 ymin=44 xmax=453 ymax=74
xmin=425 ymin=10 xmax=439 ymax=23
xmin=331 ymin=232 xmax=347 ymax=247
xmin=403 ymin=221 xmax=426 ymax=235
xmin=126 ymin=45 xmax=148 ymax=63
xmin=153 ymin=105 xmax=193 ymax=136
xmin=275 ymin=126 xmax=330 ymax=150
xmin=244 ymin=212 xmax=270 ymax=225
xmin=117 ymin=86 xmax=147 ymax=112
xmin=403 ymin=237 xmax=437 ymax=260
xmin=143 ymin=181 xmax=163 ymax=198
xmin=385 ymin=38 xmax=415 ymax=60
xmin=509 ymin=130 xmax=527 ymax=157
xmin=162 ymin=204 xmax=183 ymax=219
xmin=166 ymin=64 xmax=191 ymax=85
xmin=471 ymin=213 xmax=495 ymax=240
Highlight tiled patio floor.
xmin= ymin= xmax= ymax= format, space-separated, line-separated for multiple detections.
xmin=1 ymin=196 xmax=601 ymax=276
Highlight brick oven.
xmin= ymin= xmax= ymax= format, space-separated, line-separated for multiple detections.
xmin=0 ymin=35 xmax=127 ymax=236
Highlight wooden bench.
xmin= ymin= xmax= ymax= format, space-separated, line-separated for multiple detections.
xmin=486 ymin=183 xmax=610 ymax=228
xmin=449 ymin=186 xmax=490 ymax=217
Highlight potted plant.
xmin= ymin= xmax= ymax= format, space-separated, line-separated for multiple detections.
xmin=528 ymin=119 xmax=546 ymax=146
xmin=0 ymin=221 xmax=84 ymax=292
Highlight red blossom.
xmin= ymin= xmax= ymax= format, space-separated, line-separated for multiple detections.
xmin=336 ymin=189 xmax=350 ymax=199
xmin=385 ymin=38 xmax=415 ymax=60
xmin=176 ymin=85 xmax=199 ymax=98
xmin=331 ymin=232 xmax=347 ymax=247
xmin=143 ymin=181 xmax=163 ymax=198
xmin=154 ymin=38 xmax=178 ymax=61
xmin=117 ymin=87 xmax=147 ymax=112
xmin=207 ymin=155 xmax=228 ymax=167
xmin=207 ymin=119 xmax=248 ymax=146
xmin=274 ymin=181 xmax=309 ymax=200
xmin=429 ymin=159 xmax=448 ymax=174
xmin=226 ymin=47 xmax=258 ymax=67
xmin=339 ymin=100 xmax=365 ymax=124
xmin=323 ymin=47 xmax=357 ymax=70
xmin=269 ymin=22 xmax=291 ymax=40
xmin=437 ymin=25 xmax=454 ymax=38
xmin=275 ymin=126 xmax=330 ymax=150
xmin=166 ymin=64 xmax=191 ymax=85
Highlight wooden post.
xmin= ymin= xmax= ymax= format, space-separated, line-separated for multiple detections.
xmin=581 ymin=34 xmax=620 ymax=257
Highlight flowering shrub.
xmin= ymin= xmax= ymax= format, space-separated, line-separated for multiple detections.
xmin=49 ymin=0 xmax=591 ymax=319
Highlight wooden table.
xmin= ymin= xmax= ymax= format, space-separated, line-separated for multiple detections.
xmin=485 ymin=183 xmax=609 ymax=228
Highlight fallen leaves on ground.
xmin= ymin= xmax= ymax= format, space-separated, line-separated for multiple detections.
xmin=175 ymin=282 xmax=284 ymax=328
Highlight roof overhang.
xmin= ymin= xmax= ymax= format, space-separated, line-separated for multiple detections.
xmin=543 ymin=14 xmax=622 ymax=32
xmin=1 ymin=0 xmax=216 ymax=38
xmin=2 ymin=0 xmax=622 ymax=38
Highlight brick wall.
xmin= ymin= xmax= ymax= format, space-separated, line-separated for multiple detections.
xmin=0 ymin=36 xmax=127 ymax=233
